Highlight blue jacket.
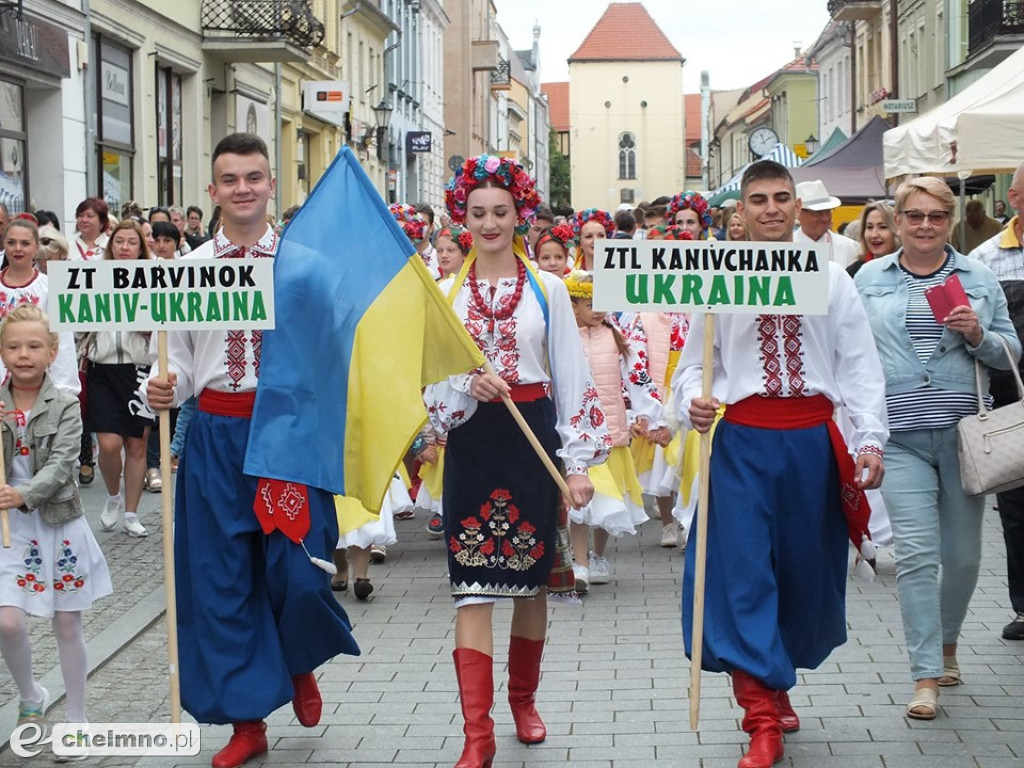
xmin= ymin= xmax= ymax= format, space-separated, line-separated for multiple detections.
xmin=853 ymin=247 xmax=1021 ymax=397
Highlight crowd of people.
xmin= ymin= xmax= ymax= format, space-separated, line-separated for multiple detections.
xmin=0 ymin=142 xmax=1022 ymax=768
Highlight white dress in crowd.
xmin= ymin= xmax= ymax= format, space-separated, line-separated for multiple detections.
xmin=337 ymin=475 xmax=407 ymax=550
xmin=0 ymin=270 xmax=81 ymax=396
xmin=0 ymin=411 xmax=112 ymax=617
xmin=569 ymin=326 xmax=664 ymax=536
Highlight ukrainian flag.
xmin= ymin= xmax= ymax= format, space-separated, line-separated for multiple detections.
xmin=244 ymin=147 xmax=485 ymax=512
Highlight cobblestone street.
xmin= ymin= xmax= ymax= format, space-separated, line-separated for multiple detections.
xmin=1 ymin=477 xmax=1022 ymax=767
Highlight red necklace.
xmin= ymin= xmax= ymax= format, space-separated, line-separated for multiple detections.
xmin=468 ymin=257 xmax=527 ymax=334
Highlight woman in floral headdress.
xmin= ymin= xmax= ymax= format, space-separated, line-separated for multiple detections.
xmin=389 ymin=203 xmax=440 ymax=280
xmin=667 ymin=191 xmax=713 ymax=240
xmin=426 ymin=155 xmax=610 ymax=768
xmin=570 ymin=208 xmax=615 ymax=269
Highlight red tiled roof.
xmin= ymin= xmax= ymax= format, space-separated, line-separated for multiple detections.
xmin=686 ymin=146 xmax=702 ymax=180
xmin=542 ymin=82 xmax=570 ymax=132
xmin=569 ymin=3 xmax=682 ymax=63
xmin=685 ymin=94 xmax=701 ymax=144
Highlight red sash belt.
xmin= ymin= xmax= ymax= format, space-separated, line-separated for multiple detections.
xmin=199 ymin=388 xmax=256 ymax=417
xmin=199 ymin=388 xmax=310 ymax=544
xmin=489 ymin=382 xmax=549 ymax=403
xmin=724 ymin=394 xmax=871 ymax=551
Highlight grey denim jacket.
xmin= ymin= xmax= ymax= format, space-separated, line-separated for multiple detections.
xmin=1 ymin=374 xmax=84 ymax=526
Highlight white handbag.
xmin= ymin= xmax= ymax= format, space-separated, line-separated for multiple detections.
xmin=957 ymin=335 xmax=1024 ymax=497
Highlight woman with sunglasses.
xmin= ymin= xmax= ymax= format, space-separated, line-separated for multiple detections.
xmin=854 ymin=177 xmax=1020 ymax=721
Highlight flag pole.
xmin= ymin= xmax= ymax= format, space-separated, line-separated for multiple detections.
xmin=157 ymin=331 xmax=182 ymax=723
xmin=689 ymin=314 xmax=715 ymax=730
xmin=482 ymin=360 xmax=574 ymax=505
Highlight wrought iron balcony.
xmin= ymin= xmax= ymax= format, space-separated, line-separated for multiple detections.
xmin=490 ymin=56 xmax=511 ymax=89
xmin=202 ymin=0 xmax=325 ymax=62
xmin=968 ymin=0 xmax=1024 ymax=59
xmin=827 ymin=0 xmax=883 ymax=21
xmin=0 ymin=0 xmax=23 ymax=19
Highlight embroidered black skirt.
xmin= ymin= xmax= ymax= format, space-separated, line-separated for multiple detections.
xmin=444 ymin=397 xmax=562 ymax=599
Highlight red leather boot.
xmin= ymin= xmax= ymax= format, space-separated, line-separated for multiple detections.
xmin=507 ymin=636 xmax=546 ymax=744
xmin=211 ymin=721 xmax=268 ymax=768
xmin=291 ymin=672 xmax=322 ymax=727
xmin=453 ymin=648 xmax=496 ymax=768
xmin=775 ymin=689 xmax=800 ymax=733
xmin=732 ymin=671 xmax=784 ymax=768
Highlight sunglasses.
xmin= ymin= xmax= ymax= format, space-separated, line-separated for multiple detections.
xmin=900 ymin=209 xmax=950 ymax=225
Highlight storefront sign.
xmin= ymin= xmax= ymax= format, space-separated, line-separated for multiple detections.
xmin=406 ymin=131 xmax=432 ymax=153
xmin=593 ymin=240 xmax=829 ymax=315
xmin=101 ymin=60 xmax=130 ymax=106
xmin=302 ymin=80 xmax=350 ymax=113
xmin=47 ymin=260 xmax=276 ymax=331
xmin=0 ymin=12 xmax=70 ymax=79
xmin=236 ymin=94 xmax=271 ymax=145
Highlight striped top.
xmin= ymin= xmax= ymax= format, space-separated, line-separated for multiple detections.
xmin=886 ymin=256 xmax=983 ymax=431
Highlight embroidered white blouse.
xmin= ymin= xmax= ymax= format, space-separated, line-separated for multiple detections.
xmin=0 ymin=270 xmax=81 ymax=396
xmin=424 ymin=268 xmax=612 ymax=476
xmin=670 ymin=262 xmax=889 ymax=455
xmin=70 ymin=234 xmax=109 ymax=262
xmin=146 ymin=227 xmax=276 ymax=404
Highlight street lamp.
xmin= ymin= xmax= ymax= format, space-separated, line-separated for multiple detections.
xmin=805 ymin=133 xmax=819 ymax=156
xmin=371 ymin=98 xmax=393 ymax=162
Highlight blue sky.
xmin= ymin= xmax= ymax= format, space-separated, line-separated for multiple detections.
xmin=492 ymin=0 xmax=832 ymax=93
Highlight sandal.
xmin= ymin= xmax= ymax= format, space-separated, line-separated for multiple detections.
xmin=906 ymin=687 xmax=939 ymax=720
xmin=78 ymin=465 xmax=94 ymax=485
xmin=938 ymin=656 xmax=961 ymax=687
xmin=330 ymin=577 xmax=348 ymax=593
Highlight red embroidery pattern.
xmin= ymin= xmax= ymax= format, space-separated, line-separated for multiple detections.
xmin=757 ymin=315 xmax=784 ymax=397
xmin=781 ymin=315 xmax=805 ymax=396
xmin=251 ymin=330 xmax=263 ymax=379
xmin=465 ymin=279 xmax=522 ymax=384
xmin=225 ymin=331 xmax=247 ymax=391
xmin=448 ymin=489 xmax=544 ymax=571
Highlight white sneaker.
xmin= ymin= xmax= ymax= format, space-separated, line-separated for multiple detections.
xmin=123 ymin=515 xmax=148 ymax=538
xmin=659 ymin=522 xmax=679 ymax=548
xmin=54 ymin=721 xmax=89 ymax=762
xmin=99 ymin=497 xmax=124 ymax=531
xmin=573 ymin=563 xmax=589 ymax=594
xmin=589 ymin=552 xmax=611 ymax=584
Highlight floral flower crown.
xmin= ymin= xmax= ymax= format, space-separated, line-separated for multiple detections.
xmin=536 ymin=222 xmax=575 ymax=252
xmin=437 ymin=225 xmax=474 ymax=254
xmin=571 ymin=208 xmax=616 ymax=238
xmin=667 ymin=191 xmax=713 ymax=231
xmin=647 ymin=225 xmax=696 ymax=241
xmin=564 ymin=270 xmax=594 ymax=299
xmin=388 ymin=203 xmax=427 ymax=243
xmin=444 ymin=155 xmax=541 ymax=233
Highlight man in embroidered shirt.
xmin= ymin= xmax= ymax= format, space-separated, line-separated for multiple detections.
xmin=672 ymin=160 xmax=887 ymax=768
xmin=969 ymin=160 xmax=1024 ymax=643
xmin=145 ymin=133 xmax=358 ymax=768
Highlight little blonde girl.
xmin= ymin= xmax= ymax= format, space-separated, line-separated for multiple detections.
xmin=0 ymin=305 xmax=112 ymax=744
xmin=565 ymin=271 xmax=664 ymax=591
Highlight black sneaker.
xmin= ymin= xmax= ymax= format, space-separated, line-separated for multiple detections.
xmin=1002 ymin=612 xmax=1024 ymax=640
xmin=426 ymin=514 xmax=444 ymax=539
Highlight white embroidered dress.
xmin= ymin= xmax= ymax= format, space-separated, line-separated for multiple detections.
xmin=424 ymin=269 xmax=611 ymax=474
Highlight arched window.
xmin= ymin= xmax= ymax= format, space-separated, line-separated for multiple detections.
xmin=618 ymin=132 xmax=636 ymax=180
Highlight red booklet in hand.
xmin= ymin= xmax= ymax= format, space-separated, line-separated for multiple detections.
xmin=924 ymin=274 xmax=970 ymax=323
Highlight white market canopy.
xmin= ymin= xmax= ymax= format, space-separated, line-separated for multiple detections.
xmin=883 ymin=45 xmax=1024 ymax=179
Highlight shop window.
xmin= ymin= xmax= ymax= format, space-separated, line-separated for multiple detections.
xmin=0 ymin=78 xmax=27 ymax=214
xmin=95 ymin=36 xmax=134 ymax=214
xmin=156 ymin=65 xmax=183 ymax=206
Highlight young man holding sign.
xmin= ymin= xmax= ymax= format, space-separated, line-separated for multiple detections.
xmin=672 ymin=161 xmax=887 ymax=768
xmin=145 ymin=134 xmax=358 ymax=768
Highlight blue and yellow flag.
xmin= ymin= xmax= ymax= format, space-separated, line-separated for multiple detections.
xmin=244 ymin=147 xmax=485 ymax=512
